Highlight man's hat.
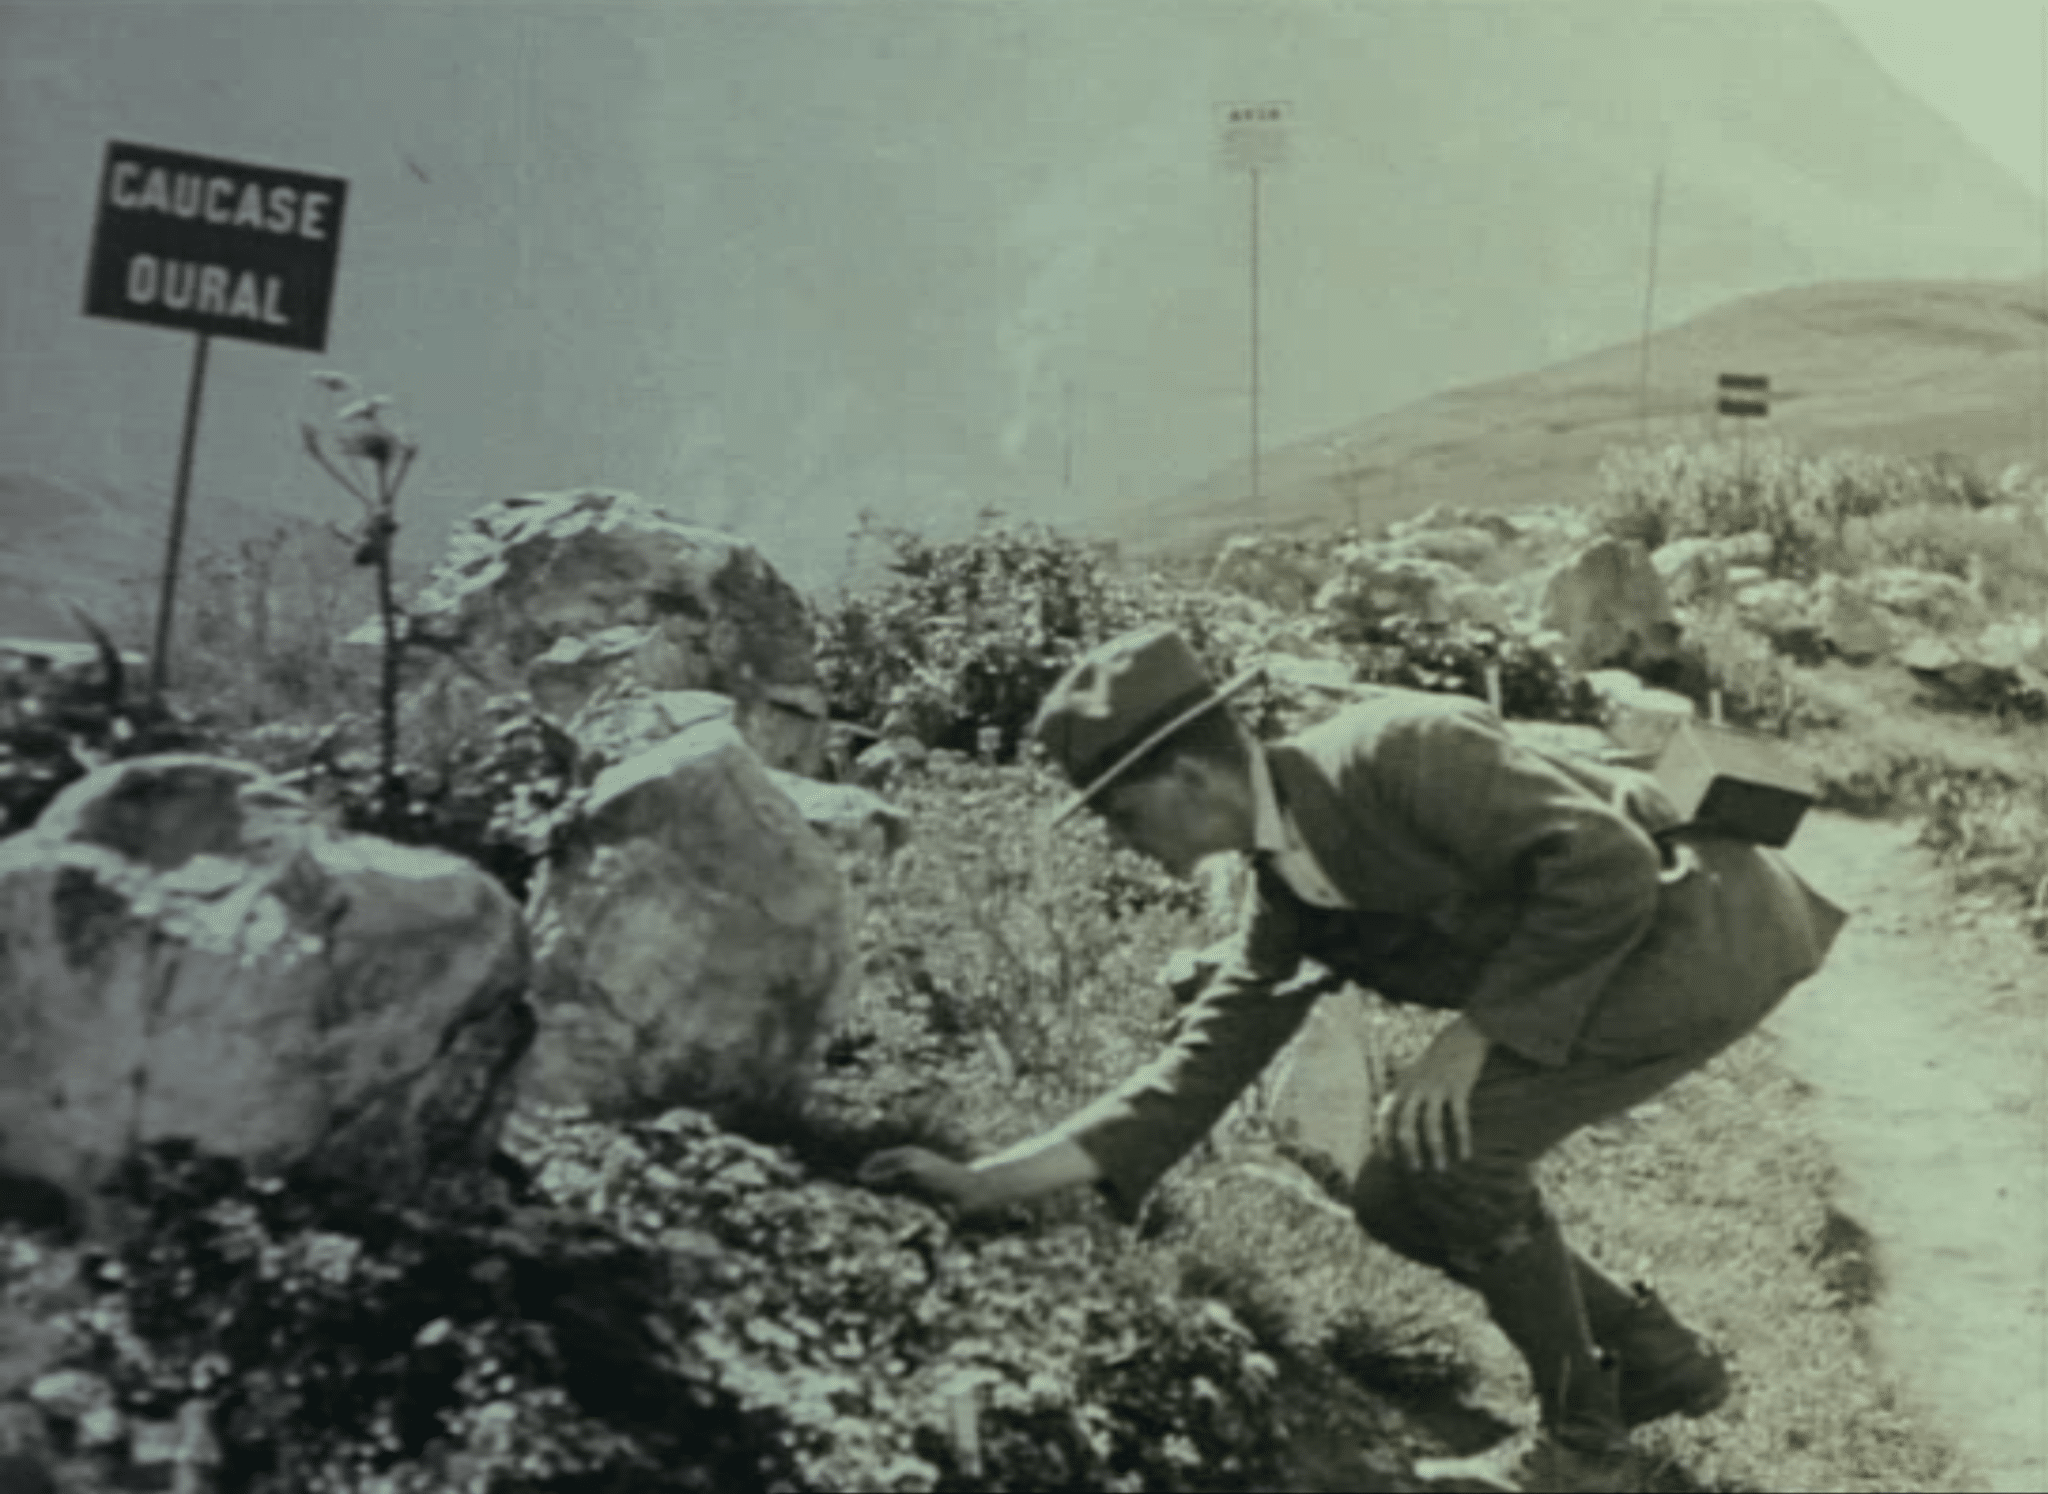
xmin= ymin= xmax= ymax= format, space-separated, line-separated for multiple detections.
xmin=1031 ymin=624 xmax=1262 ymax=824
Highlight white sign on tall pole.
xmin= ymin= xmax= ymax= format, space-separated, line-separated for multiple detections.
xmin=1215 ymin=102 xmax=1291 ymax=520
xmin=1216 ymin=101 xmax=1293 ymax=172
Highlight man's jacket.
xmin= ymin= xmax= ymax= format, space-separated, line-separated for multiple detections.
xmin=1048 ymin=688 xmax=1848 ymax=1220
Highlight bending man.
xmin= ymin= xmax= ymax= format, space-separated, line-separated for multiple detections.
xmin=862 ymin=624 xmax=1846 ymax=1489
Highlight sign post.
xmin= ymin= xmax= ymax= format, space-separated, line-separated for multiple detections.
xmin=81 ymin=140 xmax=349 ymax=697
xmin=1716 ymin=372 xmax=1770 ymax=496
xmin=154 ymin=332 xmax=212 ymax=704
xmin=1216 ymin=102 xmax=1291 ymax=522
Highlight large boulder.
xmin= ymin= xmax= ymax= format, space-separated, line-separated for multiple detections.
xmin=0 ymin=757 xmax=532 ymax=1235
xmin=1812 ymin=575 xmax=1897 ymax=663
xmin=1731 ymin=577 xmax=1823 ymax=659
xmin=564 ymin=688 xmax=908 ymax=855
xmin=1651 ymin=531 xmax=1773 ymax=607
xmin=1207 ymin=533 xmax=1336 ymax=614
xmin=521 ymin=718 xmax=851 ymax=1122
xmin=395 ymin=490 xmax=829 ymax=774
xmin=1861 ymin=566 xmax=1987 ymax=635
xmin=1900 ymin=637 xmax=2048 ymax=718
xmin=1540 ymin=537 xmax=1679 ymax=673
xmin=1383 ymin=525 xmax=1503 ymax=573
xmin=1977 ymin=618 xmax=2048 ymax=672
xmin=564 ymin=688 xmax=738 ymax=782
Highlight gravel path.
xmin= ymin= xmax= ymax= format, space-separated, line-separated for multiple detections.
xmin=1774 ymin=811 xmax=2048 ymax=1493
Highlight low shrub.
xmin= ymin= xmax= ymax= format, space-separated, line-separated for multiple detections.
xmin=1853 ymin=501 xmax=2048 ymax=612
xmin=37 ymin=1108 xmax=1400 ymax=1494
xmin=817 ymin=756 xmax=1213 ymax=1143
xmin=1595 ymin=440 xmax=1997 ymax=580
xmin=816 ymin=512 xmax=1143 ymax=758
xmin=816 ymin=513 xmax=1247 ymax=761
xmin=1312 ymin=615 xmax=1601 ymax=725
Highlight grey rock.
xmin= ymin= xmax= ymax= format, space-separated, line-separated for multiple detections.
xmin=390 ymin=490 xmax=828 ymax=774
xmin=1812 ymin=575 xmax=1896 ymax=662
xmin=0 ymin=757 xmax=532 ymax=1235
xmin=848 ymin=736 xmax=929 ymax=792
xmin=564 ymin=689 xmax=736 ymax=782
xmin=522 ymin=719 xmax=850 ymax=1122
xmin=1315 ymin=545 xmax=1510 ymax=629
xmin=26 ymin=1370 xmax=111 ymax=1423
xmin=1383 ymin=525 xmax=1502 ymax=572
xmin=1584 ymin=669 xmax=1696 ymax=757
xmin=1208 ymin=533 xmax=1335 ymax=613
xmin=1732 ymin=577 xmax=1817 ymax=646
xmin=1863 ymin=566 xmax=1988 ymax=634
xmin=1541 ymin=537 xmax=1678 ymax=672
xmin=767 ymin=772 xmax=910 ymax=858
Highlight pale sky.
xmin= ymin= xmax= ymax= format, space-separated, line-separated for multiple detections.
xmin=1830 ymin=0 xmax=2044 ymax=192
xmin=5 ymin=0 xmax=2048 ymax=608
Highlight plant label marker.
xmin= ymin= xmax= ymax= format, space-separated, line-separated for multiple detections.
xmin=81 ymin=140 xmax=350 ymax=697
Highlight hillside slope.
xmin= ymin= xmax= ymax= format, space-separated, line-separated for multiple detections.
xmin=1118 ymin=277 xmax=2048 ymax=555
xmin=0 ymin=471 xmax=319 ymax=640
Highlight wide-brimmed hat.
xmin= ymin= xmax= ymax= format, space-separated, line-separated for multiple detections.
xmin=1031 ymin=624 xmax=1262 ymax=824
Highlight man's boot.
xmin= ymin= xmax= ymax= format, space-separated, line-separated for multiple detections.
xmin=1574 ymin=1257 xmax=1731 ymax=1426
xmin=1461 ymin=1211 xmax=1642 ymax=1492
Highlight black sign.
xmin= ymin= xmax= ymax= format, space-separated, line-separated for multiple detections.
xmin=82 ymin=141 xmax=348 ymax=352
xmin=1716 ymin=372 xmax=1769 ymax=418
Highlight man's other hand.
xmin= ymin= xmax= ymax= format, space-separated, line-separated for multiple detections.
xmin=1379 ymin=1015 xmax=1491 ymax=1173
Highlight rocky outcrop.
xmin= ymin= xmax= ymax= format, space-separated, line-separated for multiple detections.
xmin=392 ymin=490 xmax=829 ymax=775
xmin=1540 ymin=537 xmax=1680 ymax=673
xmin=565 ymin=688 xmax=739 ymax=782
xmin=1861 ymin=567 xmax=1988 ymax=635
xmin=768 ymin=776 xmax=910 ymax=859
xmin=1315 ymin=545 xmax=1510 ymax=631
xmin=0 ymin=757 xmax=532 ymax=1235
xmin=1382 ymin=524 xmax=1503 ymax=573
xmin=1812 ymin=574 xmax=1897 ymax=663
xmin=564 ymin=687 xmax=908 ymax=855
xmin=1900 ymin=637 xmax=2048 ymax=719
xmin=521 ymin=718 xmax=851 ymax=1122
xmin=1651 ymin=531 xmax=1773 ymax=607
xmin=1731 ymin=577 xmax=1823 ymax=659
xmin=1208 ymin=534 xmax=1336 ymax=613
xmin=847 ymin=736 xmax=930 ymax=793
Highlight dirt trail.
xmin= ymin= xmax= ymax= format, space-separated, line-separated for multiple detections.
xmin=1774 ymin=811 xmax=2048 ymax=1493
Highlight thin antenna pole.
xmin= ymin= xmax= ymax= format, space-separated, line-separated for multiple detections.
xmin=1637 ymin=163 xmax=1665 ymax=442
xmin=1250 ymin=164 xmax=1263 ymax=520
xmin=1062 ymin=377 xmax=1074 ymax=493
xmin=2038 ymin=7 xmax=2046 ymax=474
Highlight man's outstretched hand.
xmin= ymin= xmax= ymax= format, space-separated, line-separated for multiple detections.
xmin=858 ymin=1146 xmax=990 ymax=1216
xmin=859 ymin=1136 xmax=1101 ymax=1218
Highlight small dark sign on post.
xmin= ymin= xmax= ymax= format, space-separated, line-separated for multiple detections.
xmin=1716 ymin=372 xmax=1769 ymax=418
xmin=83 ymin=140 xmax=348 ymax=352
